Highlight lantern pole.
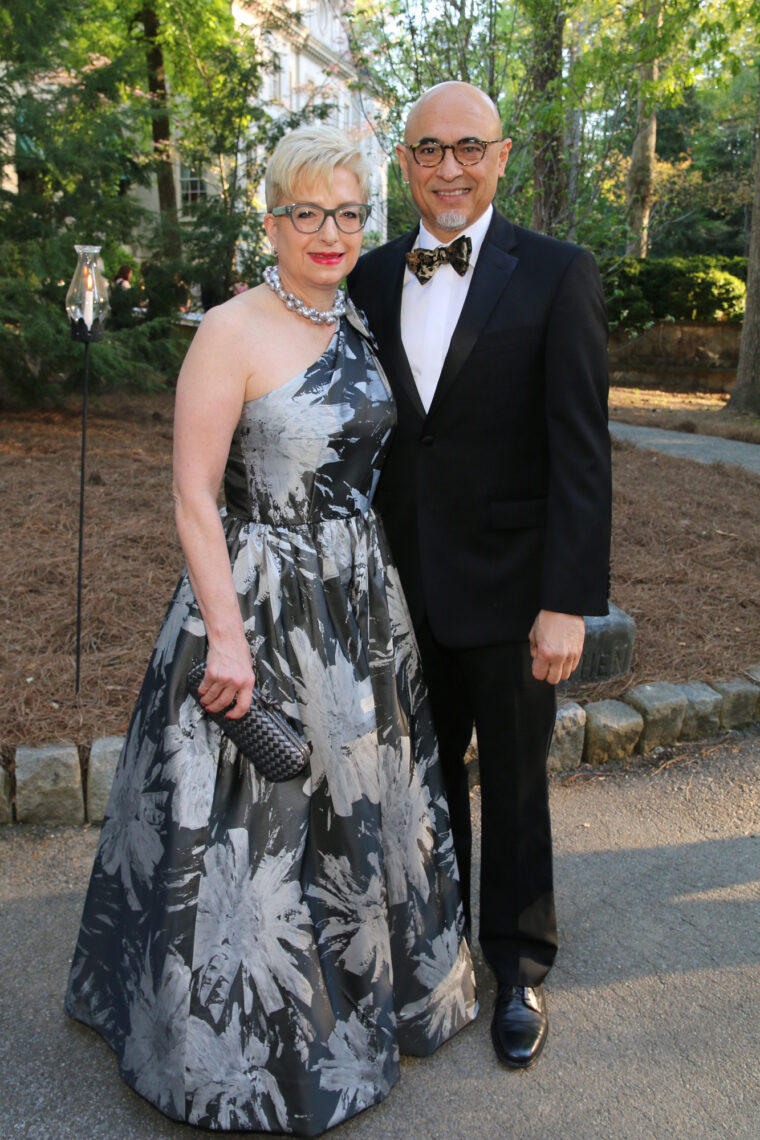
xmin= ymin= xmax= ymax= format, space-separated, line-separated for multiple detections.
xmin=65 ymin=245 xmax=109 ymax=695
xmin=74 ymin=339 xmax=91 ymax=695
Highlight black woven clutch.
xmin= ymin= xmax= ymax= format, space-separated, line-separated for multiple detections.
xmin=187 ymin=661 xmax=311 ymax=782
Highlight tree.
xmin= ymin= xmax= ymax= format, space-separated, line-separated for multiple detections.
xmin=159 ymin=0 xmax=332 ymax=297
xmin=0 ymin=0 xmax=313 ymax=404
xmin=522 ymin=0 xmax=567 ymax=236
xmin=347 ymin=0 xmax=527 ymax=236
xmin=625 ymin=0 xmax=662 ymax=256
xmin=643 ymin=83 xmax=754 ymax=258
xmin=728 ymin=69 xmax=760 ymax=414
xmin=0 ymin=0 xmax=174 ymax=405
xmin=133 ymin=5 xmax=181 ymax=258
xmin=347 ymin=0 xmax=699 ymax=245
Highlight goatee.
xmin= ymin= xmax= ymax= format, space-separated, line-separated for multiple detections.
xmin=436 ymin=211 xmax=468 ymax=231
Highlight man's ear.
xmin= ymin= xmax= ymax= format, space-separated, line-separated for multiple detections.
xmin=498 ymin=138 xmax=512 ymax=177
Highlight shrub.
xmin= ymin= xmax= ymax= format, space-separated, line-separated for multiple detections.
xmin=601 ymin=258 xmax=653 ymax=330
xmin=0 ymin=235 xmax=186 ymax=409
xmin=600 ymin=255 xmax=746 ymax=332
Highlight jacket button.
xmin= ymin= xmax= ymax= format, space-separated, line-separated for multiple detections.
xmin=421 ymin=435 xmax=434 ymax=446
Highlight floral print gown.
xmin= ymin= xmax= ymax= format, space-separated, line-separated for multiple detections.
xmin=65 ymin=305 xmax=478 ymax=1136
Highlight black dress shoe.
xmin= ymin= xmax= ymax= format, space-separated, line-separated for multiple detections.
xmin=491 ymin=984 xmax=548 ymax=1069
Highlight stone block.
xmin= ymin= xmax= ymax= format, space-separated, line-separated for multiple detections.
xmin=87 ymin=736 xmax=124 ymax=823
xmin=623 ymin=682 xmax=687 ymax=752
xmin=711 ymin=678 xmax=760 ymax=728
xmin=15 ymin=743 xmax=84 ymax=825
xmin=548 ymin=702 xmax=586 ymax=773
xmin=566 ymin=603 xmax=636 ymax=687
xmin=0 ymin=767 xmax=12 ymax=824
xmin=743 ymin=663 xmax=760 ymax=687
xmin=675 ymin=682 xmax=723 ymax=740
xmin=582 ymin=700 xmax=643 ymax=766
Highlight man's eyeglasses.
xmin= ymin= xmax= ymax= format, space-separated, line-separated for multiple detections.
xmin=271 ymin=202 xmax=372 ymax=233
xmin=405 ymin=138 xmax=504 ymax=168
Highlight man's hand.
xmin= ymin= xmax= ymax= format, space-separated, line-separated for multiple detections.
xmin=529 ymin=610 xmax=585 ymax=684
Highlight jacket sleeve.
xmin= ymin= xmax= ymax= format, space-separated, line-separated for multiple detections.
xmin=540 ymin=247 xmax=612 ymax=617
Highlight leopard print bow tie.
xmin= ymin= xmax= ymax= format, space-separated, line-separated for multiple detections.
xmin=405 ymin=234 xmax=472 ymax=284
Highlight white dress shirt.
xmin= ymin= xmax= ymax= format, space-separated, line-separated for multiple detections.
xmin=401 ymin=205 xmax=493 ymax=413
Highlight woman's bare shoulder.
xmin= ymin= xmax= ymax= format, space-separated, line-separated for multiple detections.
xmin=195 ymin=285 xmax=271 ymax=344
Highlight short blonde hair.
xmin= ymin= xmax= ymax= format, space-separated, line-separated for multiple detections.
xmin=265 ymin=125 xmax=371 ymax=209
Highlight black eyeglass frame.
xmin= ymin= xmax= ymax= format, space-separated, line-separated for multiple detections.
xmin=405 ymin=138 xmax=505 ymax=167
xmin=270 ymin=202 xmax=372 ymax=233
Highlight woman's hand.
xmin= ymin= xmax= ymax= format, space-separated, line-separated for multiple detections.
xmin=198 ymin=638 xmax=255 ymax=718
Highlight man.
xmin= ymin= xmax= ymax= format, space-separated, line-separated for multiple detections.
xmin=348 ymin=82 xmax=611 ymax=1069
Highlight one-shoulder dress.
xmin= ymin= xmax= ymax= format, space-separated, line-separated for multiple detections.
xmin=65 ymin=306 xmax=478 ymax=1136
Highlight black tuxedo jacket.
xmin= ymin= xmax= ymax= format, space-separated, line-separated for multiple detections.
xmin=348 ymin=209 xmax=612 ymax=648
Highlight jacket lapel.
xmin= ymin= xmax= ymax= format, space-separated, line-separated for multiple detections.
xmin=381 ymin=229 xmax=427 ymax=420
xmin=426 ymin=211 xmax=519 ymax=420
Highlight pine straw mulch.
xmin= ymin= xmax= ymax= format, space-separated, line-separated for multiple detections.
xmin=2 ymin=389 xmax=760 ymax=765
xmin=1 ymin=390 xmax=179 ymax=764
xmin=609 ymin=386 xmax=760 ymax=444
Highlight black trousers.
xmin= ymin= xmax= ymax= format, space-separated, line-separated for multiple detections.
xmin=416 ymin=620 xmax=558 ymax=987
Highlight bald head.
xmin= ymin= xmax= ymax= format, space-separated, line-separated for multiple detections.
xmin=405 ymin=82 xmax=502 ymax=143
xmin=396 ymin=82 xmax=511 ymax=242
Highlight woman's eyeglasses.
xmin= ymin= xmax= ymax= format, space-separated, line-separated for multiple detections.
xmin=271 ymin=203 xmax=372 ymax=233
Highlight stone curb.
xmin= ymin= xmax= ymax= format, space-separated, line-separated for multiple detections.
xmin=3 ymin=665 xmax=760 ymax=824
xmin=581 ymin=699 xmax=644 ymax=767
xmin=14 ymin=742 xmax=85 ymax=826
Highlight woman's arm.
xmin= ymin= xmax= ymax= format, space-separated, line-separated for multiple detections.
xmin=172 ymin=304 xmax=255 ymax=718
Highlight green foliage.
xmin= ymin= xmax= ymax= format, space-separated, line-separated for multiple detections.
xmin=131 ymin=1 xmax=334 ymax=299
xmin=599 ymin=259 xmax=653 ymax=331
xmin=385 ymin=167 xmax=421 ymax=240
xmin=0 ymin=0 xmax=330 ymax=406
xmin=159 ymin=1 xmax=277 ymax=293
xmin=179 ymin=102 xmax=332 ymax=300
xmin=2 ymin=0 xmax=758 ymax=406
xmin=647 ymin=71 xmax=757 ymax=257
xmin=0 ymin=240 xmax=185 ymax=408
xmin=722 ymin=257 xmax=749 ymax=282
xmin=349 ymin=0 xmax=760 ymax=254
xmin=0 ymin=0 xmax=180 ymax=406
xmin=601 ymin=256 xmax=747 ymax=331
xmin=347 ymin=0 xmax=534 ymax=232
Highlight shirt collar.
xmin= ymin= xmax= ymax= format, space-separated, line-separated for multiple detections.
xmin=417 ymin=204 xmax=493 ymax=266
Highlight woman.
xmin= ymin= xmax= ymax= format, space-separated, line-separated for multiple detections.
xmin=108 ymin=264 xmax=135 ymax=329
xmin=65 ymin=126 xmax=477 ymax=1136
xmin=112 ymin=264 xmax=133 ymax=289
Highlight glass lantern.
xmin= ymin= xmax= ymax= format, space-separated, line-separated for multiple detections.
xmin=66 ymin=244 xmax=110 ymax=341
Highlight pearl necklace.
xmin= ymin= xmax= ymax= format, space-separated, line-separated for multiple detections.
xmin=264 ymin=265 xmax=346 ymax=325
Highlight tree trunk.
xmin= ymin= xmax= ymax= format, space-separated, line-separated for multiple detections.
xmin=527 ymin=0 xmax=566 ymax=236
xmin=485 ymin=0 xmax=498 ymax=104
xmin=135 ymin=5 xmax=181 ymax=258
xmin=625 ymin=0 xmax=662 ymax=258
xmin=564 ymin=26 xmax=584 ymax=243
xmin=727 ymin=75 xmax=760 ymax=415
xmin=626 ymin=95 xmax=657 ymax=257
